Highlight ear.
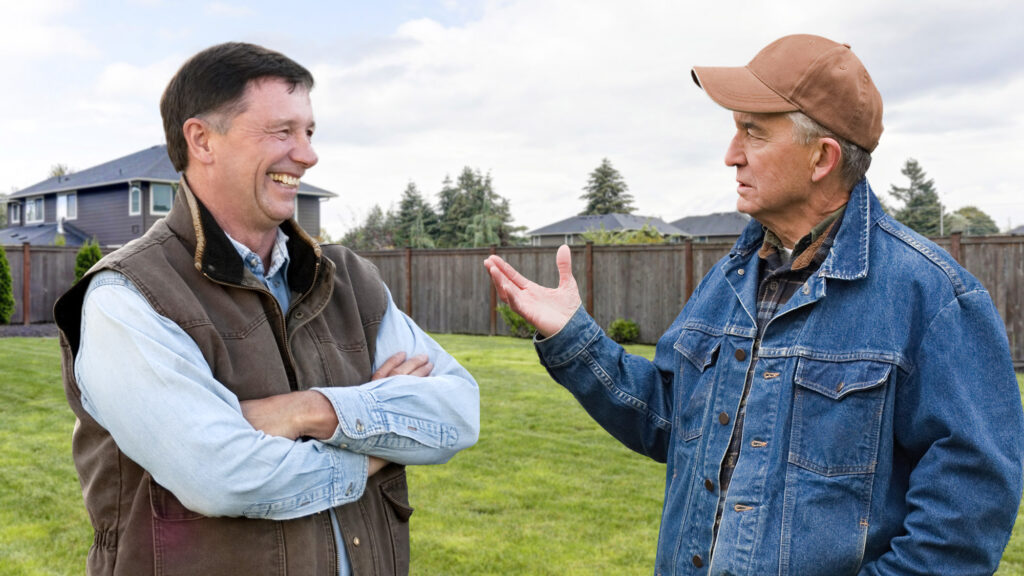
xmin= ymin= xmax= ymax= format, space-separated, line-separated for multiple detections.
xmin=182 ymin=118 xmax=216 ymax=166
xmin=810 ymin=137 xmax=842 ymax=183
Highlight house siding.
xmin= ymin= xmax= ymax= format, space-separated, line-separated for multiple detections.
xmin=74 ymin=184 xmax=145 ymax=246
xmin=296 ymin=195 xmax=320 ymax=236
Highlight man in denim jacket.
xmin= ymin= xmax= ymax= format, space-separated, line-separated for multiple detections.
xmin=485 ymin=34 xmax=1024 ymax=574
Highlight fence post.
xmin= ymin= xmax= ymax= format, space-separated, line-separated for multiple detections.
xmin=684 ymin=238 xmax=694 ymax=302
xmin=489 ymin=245 xmax=497 ymax=336
xmin=404 ymin=247 xmax=413 ymax=316
xmin=585 ymin=242 xmax=594 ymax=314
xmin=22 ymin=242 xmax=30 ymax=325
xmin=950 ymin=231 xmax=963 ymax=265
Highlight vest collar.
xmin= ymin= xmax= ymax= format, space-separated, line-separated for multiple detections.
xmin=166 ymin=177 xmax=324 ymax=293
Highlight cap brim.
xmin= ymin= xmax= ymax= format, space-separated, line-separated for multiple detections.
xmin=691 ymin=66 xmax=797 ymax=114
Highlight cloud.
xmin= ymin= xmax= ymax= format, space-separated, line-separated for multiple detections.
xmin=0 ymin=1 xmax=97 ymax=60
xmin=204 ymin=2 xmax=255 ymax=18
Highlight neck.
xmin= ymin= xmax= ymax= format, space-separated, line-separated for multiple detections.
xmin=185 ymin=171 xmax=278 ymax=266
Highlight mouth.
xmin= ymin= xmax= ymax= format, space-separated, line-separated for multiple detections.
xmin=268 ymin=172 xmax=301 ymax=189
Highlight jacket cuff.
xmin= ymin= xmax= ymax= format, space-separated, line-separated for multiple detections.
xmin=534 ymin=305 xmax=604 ymax=368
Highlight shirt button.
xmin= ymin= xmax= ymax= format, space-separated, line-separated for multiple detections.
xmin=704 ymin=478 xmax=714 ymax=492
xmin=737 ymin=268 xmax=745 ymax=276
xmin=718 ymin=412 xmax=730 ymax=425
xmin=356 ymin=420 xmax=365 ymax=433
xmin=769 ymin=280 xmax=779 ymax=291
xmin=734 ymin=348 xmax=747 ymax=361
xmin=802 ymin=284 xmax=811 ymax=295
xmin=692 ymin=555 xmax=704 ymax=568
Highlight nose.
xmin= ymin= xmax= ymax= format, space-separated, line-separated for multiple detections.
xmin=293 ymin=134 xmax=318 ymax=169
xmin=724 ymin=132 xmax=745 ymax=167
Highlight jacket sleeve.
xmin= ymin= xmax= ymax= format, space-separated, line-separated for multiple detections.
xmin=533 ymin=304 xmax=682 ymax=463
xmin=860 ymin=289 xmax=1024 ymax=575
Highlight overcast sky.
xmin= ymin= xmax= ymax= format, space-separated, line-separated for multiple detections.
xmin=3 ymin=0 xmax=1023 ymax=235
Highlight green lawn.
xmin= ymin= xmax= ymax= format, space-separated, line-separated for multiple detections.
xmin=0 ymin=335 xmax=1022 ymax=575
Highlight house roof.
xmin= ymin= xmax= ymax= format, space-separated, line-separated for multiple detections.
xmin=670 ymin=212 xmax=751 ymax=237
xmin=529 ymin=213 xmax=686 ymax=236
xmin=11 ymin=144 xmax=336 ymax=199
xmin=0 ymin=222 xmax=90 ymax=247
xmin=1010 ymin=224 xmax=1024 ymax=235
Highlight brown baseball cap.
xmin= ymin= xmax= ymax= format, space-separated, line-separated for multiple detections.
xmin=692 ymin=34 xmax=883 ymax=152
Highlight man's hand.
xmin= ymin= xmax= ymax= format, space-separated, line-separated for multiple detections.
xmin=483 ymin=244 xmax=581 ymax=337
xmin=240 ymin=390 xmax=337 ymax=441
xmin=372 ymin=351 xmax=432 ymax=380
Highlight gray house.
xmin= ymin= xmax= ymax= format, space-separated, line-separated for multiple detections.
xmin=528 ymin=213 xmax=685 ymax=247
xmin=2 ymin=145 xmax=335 ymax=247
xmin=670 ymin=211 xmax=751 ymax=243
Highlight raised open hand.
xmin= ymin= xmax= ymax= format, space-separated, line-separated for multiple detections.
xmin=483 ymin=244 xmax=581 ymax=337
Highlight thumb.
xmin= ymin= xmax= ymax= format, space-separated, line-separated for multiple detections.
xmin=555 ymin=244 xmax=575 ymax=289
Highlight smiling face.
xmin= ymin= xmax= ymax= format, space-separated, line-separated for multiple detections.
xmin=724 ymin=111 xmax=818 ymax=240
xmin=205 ymin=77 xmax=318 ymax=235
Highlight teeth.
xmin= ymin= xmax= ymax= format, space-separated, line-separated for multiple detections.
xmin=269 ymin=173 xmax=300 ymax=187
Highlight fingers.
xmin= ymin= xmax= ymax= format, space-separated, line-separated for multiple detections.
xmin=484 ymin=255 xmax=532 ymax=290
xmin=373 ymin=352 xmax=433 ymax=380
xmin=372 ymin=351 xmax=406 ymax=380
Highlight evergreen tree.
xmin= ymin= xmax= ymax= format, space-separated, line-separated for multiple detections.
xmin=394 ymin=182 xmax=438 ymax=248
xmin=340 ymin=204 xmax=397 ymax=250
xmin=890 ymin=158 xmax=942 ymax=236
xmin=951 ymin=206 xmax=999 ymax=235
xmin=580 ymin=158 xmax=635 ymax=215
xmin=436 ymin=168 xmax=524 ymax=247
xmin=75 ymin=238 xmax=103 ymax=283
xmin=0 ymin=245 xmax=14 ymax=323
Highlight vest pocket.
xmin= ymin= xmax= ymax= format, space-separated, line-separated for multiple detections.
xmin=788 ymin=357 xmax=892 ymax=476
xmin=378 ymin=467 xmax=413 ymax=575
xmin=149 ymin=480 xmax=285 ymax=576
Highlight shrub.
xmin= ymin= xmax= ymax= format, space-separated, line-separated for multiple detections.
xmin=607 ymin=318 xmax=640 ymax=343
xmin=75 ymin=238 xmax=103 ymax=283
xmin=0 ymin=247 xmax=13 ymax=324
xmin=497 ymin=303 xmax=536 ymax=338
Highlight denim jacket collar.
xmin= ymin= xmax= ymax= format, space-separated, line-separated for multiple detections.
xmin=730 ymin=178 xmax=877 ymax=282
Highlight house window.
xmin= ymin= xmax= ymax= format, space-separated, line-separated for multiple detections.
xmin=150 ymin=183 xmax=174 ymax=215
xmin=129 ymin=185 xmax=141 ymax=215
xmin=25 ymin=197 xmax=44 ymax=224
xmin=57 ymin=192 xmax=77 ymax=221
xmin=9 ymin=203 xmax=20 ymax=225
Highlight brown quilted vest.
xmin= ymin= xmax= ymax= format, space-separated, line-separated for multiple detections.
xmin=55 ymin=180 xmax=412 ymax=576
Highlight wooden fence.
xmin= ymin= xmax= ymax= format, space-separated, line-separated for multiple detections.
xmin=4 ymin=234 xmax=1023 ymax=367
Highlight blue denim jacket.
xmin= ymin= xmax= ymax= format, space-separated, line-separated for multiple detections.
xmin=536 ymin=179 xmax=1024 ymax=575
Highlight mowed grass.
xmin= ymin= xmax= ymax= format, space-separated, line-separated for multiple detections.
xmin=0 ymin=335 xmax=1022 ymax=575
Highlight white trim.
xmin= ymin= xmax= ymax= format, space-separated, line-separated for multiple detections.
xmin=129 ymin=185 xmax=142 ymax=216
xmin=150 ymin=183 xmax=173 ymax=215
xmin=24 ymin=196 xmax=44 ymax=224
xmin=58 ymin=191 xmax=78 ymax=221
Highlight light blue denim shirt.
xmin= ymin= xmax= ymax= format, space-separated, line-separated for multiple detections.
xmin=75 ymin=232 xmax=480 ymax=576
xmin=535 ymin=179 xmax=1024 ymax=575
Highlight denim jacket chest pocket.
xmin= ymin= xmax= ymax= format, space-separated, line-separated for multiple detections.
xmin=674 ymin=328 xmax=722 ymax=442
xmin=789 ymin=357 xmax=893 ymax=476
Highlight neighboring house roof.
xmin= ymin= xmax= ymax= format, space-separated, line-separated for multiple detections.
xmin=529 ymin=213 xmax=686 ymax=236
xmin=1010 ymin=225 xmax=1024 ymax=235
xmin=0 ymin=222 xmax=90 ymax=247
xmin=11 ymin=144 xmax=336 ymax=198
xmin=670 ymin=211 xmax=751 ymax=237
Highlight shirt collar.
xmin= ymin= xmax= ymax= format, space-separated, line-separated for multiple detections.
xmin=225 ymin=229 xmax=291 ymax=279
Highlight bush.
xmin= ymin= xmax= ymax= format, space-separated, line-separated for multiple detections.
xmin=497 ymin=303 xmax=536 ymax=338
xmin=0 ymin=247 xmax=13 ymax=324
xmin=75 ymin=238 xmax=103 ymax=283
xmin=607 ymin=318 xmax=639 ymax=343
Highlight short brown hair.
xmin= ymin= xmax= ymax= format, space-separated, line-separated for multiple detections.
xmin=160 ymin=42 xmax=314 ymax=172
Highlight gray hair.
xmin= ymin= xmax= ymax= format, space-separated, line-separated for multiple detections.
xmin=788 ymin=111 xmax=872 ymax=189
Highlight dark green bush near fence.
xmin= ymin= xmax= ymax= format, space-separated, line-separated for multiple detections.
xmin=0 ymin=247 xmax=13 ymax=323
xmin=497 ymin=303 xmax=536 ymax=338
xmin=608 ymin=318 xmax=639 ymax=343
xmin=74 ymin=239 xmax=103 ymax=283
